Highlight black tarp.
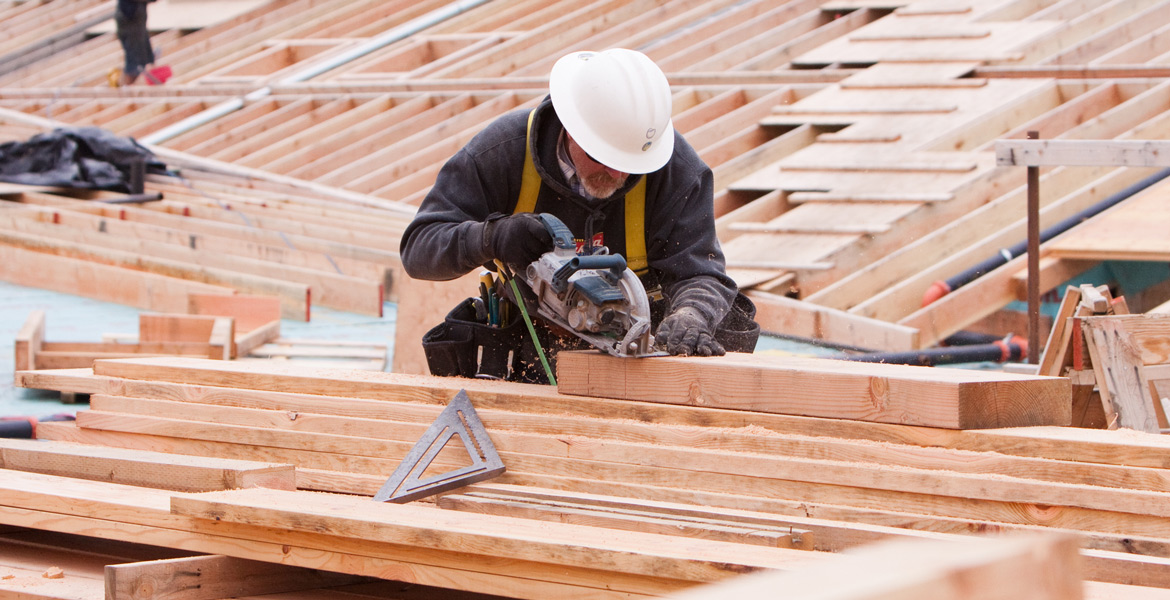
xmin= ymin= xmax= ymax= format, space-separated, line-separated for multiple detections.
xmin=0 ymin=126 xmax=165 ymax=193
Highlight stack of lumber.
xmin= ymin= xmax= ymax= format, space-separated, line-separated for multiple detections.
xmin=0 ymin=515 xmax=511 ymax=600
xmin=14 ymin=294 xmax=387 ymax=380
xmin=1039 ymin=284 xmax=1170 ymax=433
xmin=5 ymin=354 xmax=1170 ymax=597
xmin=16 ymin=309 xmax=233 ymax=371
xmin=3 ymin=0 xmax=1170 ymax=355
xmin=0 ymin=160 xmax=406 ymax=321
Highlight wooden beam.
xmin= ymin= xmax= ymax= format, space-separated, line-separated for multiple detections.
xmin=663 ymin=533 xmax=1084 ymax=600
xmin=0 ymin=202 xmax=400 ymax=290
xmin=169 ymin=487 xmax=822 ymax=583
xmin=0 ymin=470 xmax=666 ymax=599
xmin=74 ymin=406 xmax=1125 ymax=521
xmin=746 ymin=289 xmax=920 ymax=352
xmin=187 ymin=293 xmax=281 ymax=332
xmin=0 ymin=244 xmax=244 ymax=317
xmin=14 ymin=368 xmax=110 ymax=396
xmin=32 ymin=344 xmax=224 ymax=370
xmin=234 ymin=321 xmax=282 ymax=357
xmin=0 ymin=230 xmax=314 ymax=320
xmin=555 ymin=352 xmax=1071 ymax=429
xmin=461 ymin=483 xmax=917 ymax=553
xmin=139 ymin=313 xmax=220 ymax=344
xmin=1082 ymin=317 xmax=1162 ymax=433
xmin=1010 ymin=257 xmax=1099 ymax=302
xmin=138 ymin=313 xmax=234 ymax=360
xmin=996 ymin=139 xmax=1170 ymax=168
xmin=208 ymin=317 xmax=234 ymax=360
xmin=975 ymin=65 xmax=1170 ymax=79
xmin=0 ymin=438 xmax=295 ymax=492
xmin=14 ymin=309 xmax=45 ymax=372
xmin=437 ymin=494 xmax=808 ymax=549
xmin=105 ymin=554 xmax=367 ymax=600
xmin=1039 ymin=286 xmax=1082 ymax=377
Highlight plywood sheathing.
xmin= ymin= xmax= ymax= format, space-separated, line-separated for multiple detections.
xmin=1048 ymin=180 xmax=1170 ymax=262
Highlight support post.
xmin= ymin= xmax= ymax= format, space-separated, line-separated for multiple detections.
xmin=1027 ymin=131 xmax=1041 ymax=365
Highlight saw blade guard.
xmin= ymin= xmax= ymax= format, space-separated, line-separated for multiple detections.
xmin=522 ymin=215 xmax=656 ymax=357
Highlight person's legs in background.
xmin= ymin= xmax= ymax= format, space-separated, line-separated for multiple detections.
xmin=114 ymin=0 xmax=154 ymax=86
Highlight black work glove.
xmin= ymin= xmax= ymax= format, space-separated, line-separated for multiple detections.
xmin=484 ymin=213 xmax=553 ymax=267
xmin=656 ymin=307 xmax=725 ymax=357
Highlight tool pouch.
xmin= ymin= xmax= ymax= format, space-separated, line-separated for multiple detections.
xmin=421 ymin=297 xmax=527 ymax=380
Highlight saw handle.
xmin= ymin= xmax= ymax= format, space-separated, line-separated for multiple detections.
xmin=552 ymin=254 xmax=627 ymax=293
xmin=537 ymin=213 xmax=576 ymax=250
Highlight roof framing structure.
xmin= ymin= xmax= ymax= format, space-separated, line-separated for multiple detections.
xmin=2 ymin=0 xmax=1170 ymax=354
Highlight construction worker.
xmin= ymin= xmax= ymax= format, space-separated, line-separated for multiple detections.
xmin=111 ymin=0 xmax=157 ymax=86
xmin=402 ymin=48 xmax=757 ymax=382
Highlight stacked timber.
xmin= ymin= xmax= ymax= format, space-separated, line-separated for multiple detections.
xmin=1040 ymin=285 xmax=1170 ymax=433
xmin=14 ymin=294 xmax=387 ymax=384
xmin=6 ymin=354 xmax=1170 ymax=597
xmin=0 ymin=164 xmax=406 ymax=321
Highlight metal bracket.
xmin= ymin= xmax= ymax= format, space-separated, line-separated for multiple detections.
xmin=373 ymin=390 xmax=505 ymax=503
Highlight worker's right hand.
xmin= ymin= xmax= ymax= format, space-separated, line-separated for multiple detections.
xmin=484 ymin=213 xmax=554 ymax=266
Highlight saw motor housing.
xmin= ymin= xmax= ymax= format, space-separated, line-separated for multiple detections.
xmin=520 ymin=214 xmax=656 ymax=357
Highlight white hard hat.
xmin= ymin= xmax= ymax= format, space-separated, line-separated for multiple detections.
xmin=549 ymin=48 xmax=675 ymax=174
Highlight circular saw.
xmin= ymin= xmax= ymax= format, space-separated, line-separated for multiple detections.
xmin=518 ymin=214 xmax=661 ymax=358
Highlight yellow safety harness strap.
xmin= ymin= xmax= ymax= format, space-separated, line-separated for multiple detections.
xmin=515 ymin=109 xmax=648 ymax=275
xmin=623 ymin=177 xmax=647 ymax=274
xmin=516 ymin=110 xmax=542 ymax=214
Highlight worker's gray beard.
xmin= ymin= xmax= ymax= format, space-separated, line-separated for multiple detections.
xmin=581 ymin=172 xmax=627 ymax=200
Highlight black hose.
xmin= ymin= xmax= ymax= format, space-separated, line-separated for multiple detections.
xmin=843 ymin=336 xmax=1026 ymax=367
xmin=0 ymin=414 xmax=75 ymax=439
xmin=0 ymin=418 xmax=33 ymax=438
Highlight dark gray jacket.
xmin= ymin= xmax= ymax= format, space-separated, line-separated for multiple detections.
xmin=400 ymin=96 xmax=737 ymax=328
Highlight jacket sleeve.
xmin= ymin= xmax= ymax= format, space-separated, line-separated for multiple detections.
xmin=399 ymin=149 xmax=492 ymax=280
xmin=646 ymin=148 xmax=738 ymax=330
xmin=400 ymin=113 xmax=529 ymax=281
xmin=399 ymin=130 xmax=527 ymax=281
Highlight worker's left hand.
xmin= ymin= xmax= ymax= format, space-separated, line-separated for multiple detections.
xmin=656 ymin=307 xmax=725 ymax=357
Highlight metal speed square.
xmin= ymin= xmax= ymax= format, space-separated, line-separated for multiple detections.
xmin=373 ymin=389 xmax=505 ymax=503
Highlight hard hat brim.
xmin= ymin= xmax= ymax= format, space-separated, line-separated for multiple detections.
xmin=550 ymin=51 xmax=675 ymax=175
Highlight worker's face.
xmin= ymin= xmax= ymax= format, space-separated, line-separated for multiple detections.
xmin=567 ymin=134 xmax=628 ymax=199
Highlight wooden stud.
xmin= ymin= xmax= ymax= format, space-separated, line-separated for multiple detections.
xmin=663 ymin=533 xmax=1083 ymax=600
xmin=556 ymin=351 xmax=1071 ymax=429
xmin=105 ymin=554 xmax=366 ymax=600
xmin=0 ymin=438 xmax=295 ymax=492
